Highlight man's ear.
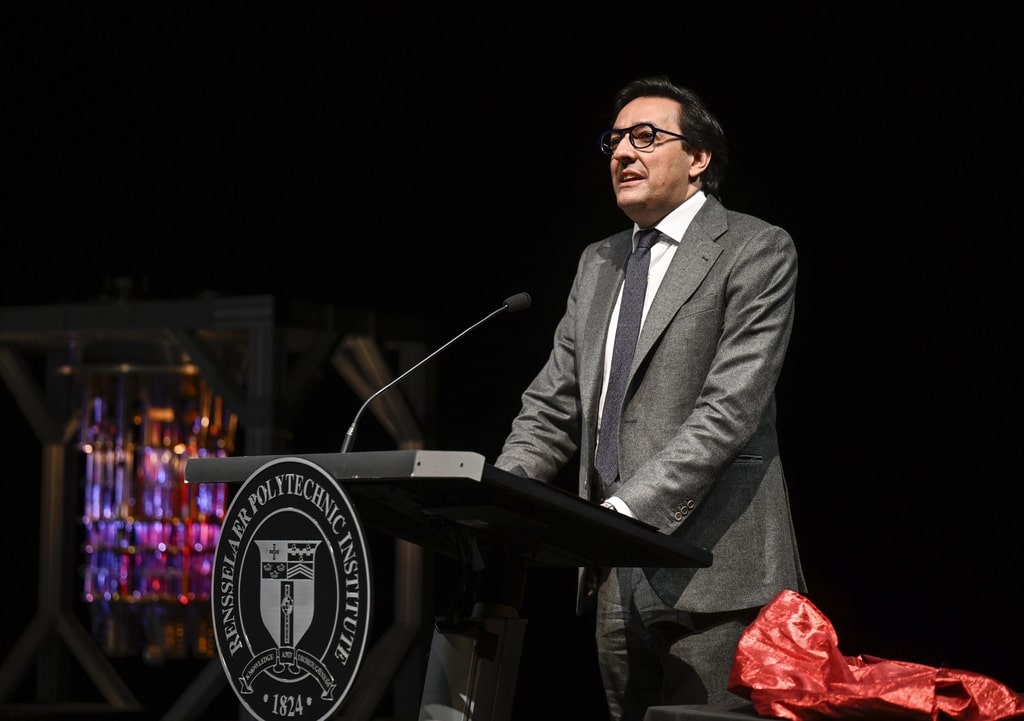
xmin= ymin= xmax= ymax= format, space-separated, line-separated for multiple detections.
xmin=689 ymin=149 xmax=711 ymax=181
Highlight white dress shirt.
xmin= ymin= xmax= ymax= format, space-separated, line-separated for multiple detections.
xmin=599 ymin=190 xmax=707 ymax=516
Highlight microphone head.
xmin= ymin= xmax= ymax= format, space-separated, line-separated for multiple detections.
xmin=503 ymin=292 xmax=532 ymax=313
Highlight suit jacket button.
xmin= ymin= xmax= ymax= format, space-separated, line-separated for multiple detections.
xmin=674 ymin=511 xmax=683 ymax=521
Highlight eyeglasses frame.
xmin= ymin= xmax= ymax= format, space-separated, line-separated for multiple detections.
xmin=598 ymin=123 xmax=689 ymax=155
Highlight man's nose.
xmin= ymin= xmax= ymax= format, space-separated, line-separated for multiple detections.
xmin=611 ymin=137 xmax=637 ymax=161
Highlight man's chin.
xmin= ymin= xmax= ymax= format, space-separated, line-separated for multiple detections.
xmin=615 ymin=192 xmax=642 ymax=212
xmin=616 ymin=196 xmax=647 ymax=222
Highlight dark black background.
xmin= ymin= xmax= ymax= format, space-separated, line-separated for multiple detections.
xmin=3 ymin=2 xmax=1022 ymax=719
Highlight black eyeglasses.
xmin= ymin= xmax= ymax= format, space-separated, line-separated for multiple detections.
xmin=598 ymin=123 xmax=688 ymax=155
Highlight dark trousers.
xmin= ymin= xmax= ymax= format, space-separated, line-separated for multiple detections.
xmin=595 ymin=566 xmax=759 ymax=721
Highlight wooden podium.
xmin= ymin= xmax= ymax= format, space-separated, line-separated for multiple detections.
xmin=185 ymin=450 xmax=712 ymax=721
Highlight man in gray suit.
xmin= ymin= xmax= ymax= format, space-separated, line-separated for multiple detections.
xmin=494 ymin=76 xmax=806 ymax=721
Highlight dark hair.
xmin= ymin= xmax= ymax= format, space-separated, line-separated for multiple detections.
xmin=612 ymin=76 xmax=728 ymax=198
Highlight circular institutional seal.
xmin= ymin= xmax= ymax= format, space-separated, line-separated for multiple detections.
xmin=212 ymin=457 xmax=373 ymax=721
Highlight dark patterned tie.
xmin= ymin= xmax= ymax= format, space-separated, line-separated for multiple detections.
xmin=595 ymin=228 xmax=661 ymax=487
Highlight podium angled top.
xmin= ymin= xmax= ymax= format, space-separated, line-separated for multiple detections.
xmin=185 ymin=450 xmax=711 ymax=569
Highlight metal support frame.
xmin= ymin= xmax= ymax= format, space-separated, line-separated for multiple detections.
xmin=0 ymin=346 xmax=141 ymax=709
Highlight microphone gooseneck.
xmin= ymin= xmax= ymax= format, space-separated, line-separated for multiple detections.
xmin=339 ymin=292 xmax=532 ymax=453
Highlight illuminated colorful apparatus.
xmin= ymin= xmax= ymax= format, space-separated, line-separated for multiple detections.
xmin=75 ymin=353 xmax=233 ymax=663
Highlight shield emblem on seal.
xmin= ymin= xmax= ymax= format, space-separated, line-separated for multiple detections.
xmin=255 ymin=540 xmax=319 ymax=675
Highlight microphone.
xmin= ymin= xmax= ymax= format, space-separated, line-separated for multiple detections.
xmin=339 ymin=292 xmax=532 ymax=452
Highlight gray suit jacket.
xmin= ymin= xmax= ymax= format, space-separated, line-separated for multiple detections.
xmin=495 ymin=195 xmax=806 ymax=615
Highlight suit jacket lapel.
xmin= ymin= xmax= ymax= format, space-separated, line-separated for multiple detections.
xmin=578 ymin=197 xmax=728 ymax=422
xmin=581 ymin=229 xmax=632 ymax=423
xmin=634 ymin=198 xmax=727 ymax=366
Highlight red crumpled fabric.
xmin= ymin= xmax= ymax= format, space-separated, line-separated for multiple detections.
xmin=728 ymin=590 xmax=1024 ymax=721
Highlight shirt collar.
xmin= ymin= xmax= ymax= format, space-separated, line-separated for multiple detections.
xmin=633 ymin=190 xmax=707 ymax=244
